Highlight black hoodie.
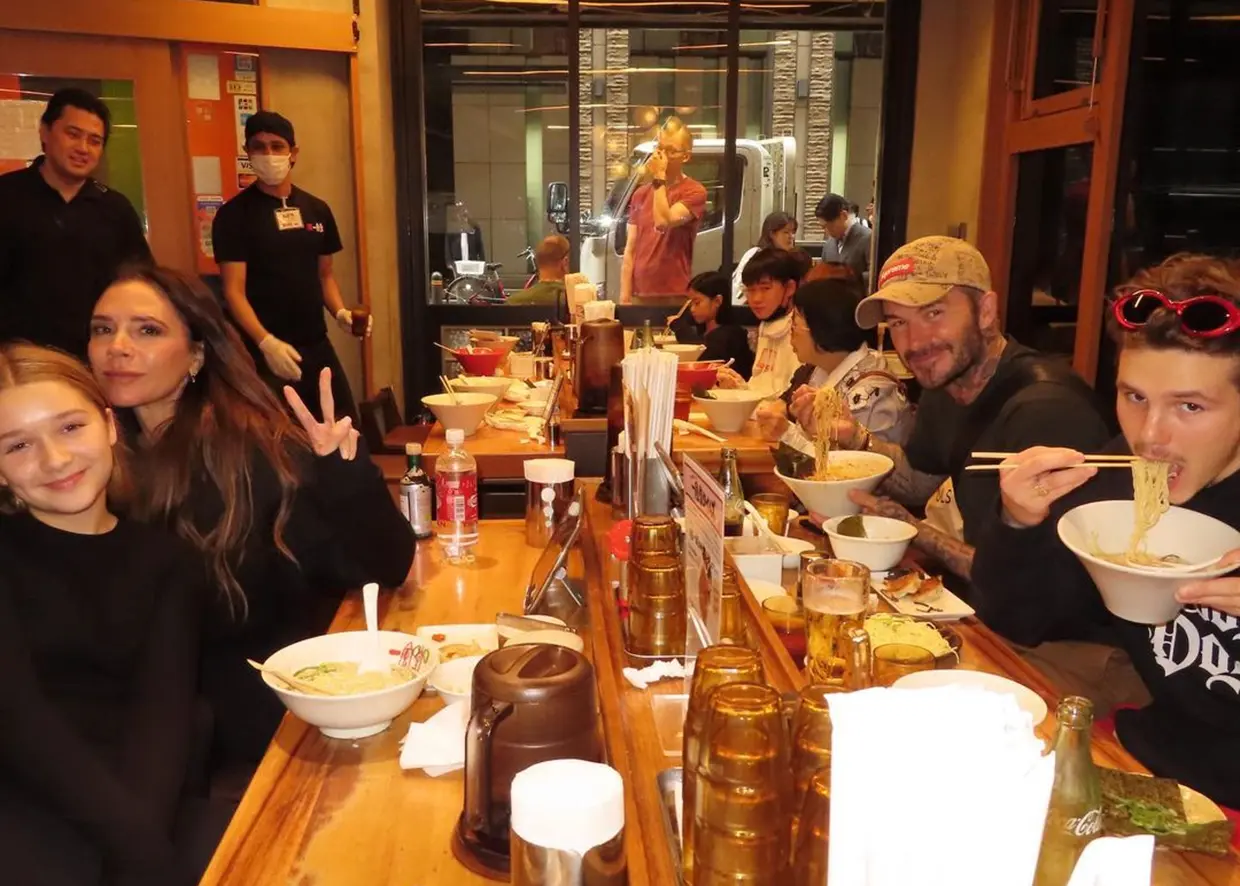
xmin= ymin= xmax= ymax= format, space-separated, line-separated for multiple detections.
xmin=972 ymin=436 xmax=1240 ymax=809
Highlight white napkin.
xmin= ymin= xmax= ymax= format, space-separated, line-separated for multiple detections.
xmin=622 ymin=659 xmax=689 ymax=689
xmin=399 ymin=701 xmax=469 ymax=776
xmin=827 ymin=685 xmax=1055 ymax=886
xmin=1066 ymin=835 xmax=1154 ymax=886
xmin=583 ymin=300 xmax=616 ymax=322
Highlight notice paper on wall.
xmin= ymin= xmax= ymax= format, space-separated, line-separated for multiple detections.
xmin=682 ymin=454 xmax=724 ymax=654
xmin=0 ymin=99 xmax=45 ymax=165
xmin=191 ymin=156 xmax=223 ymax=195
xmin=186 ymin=53 xmax=221 ymax=101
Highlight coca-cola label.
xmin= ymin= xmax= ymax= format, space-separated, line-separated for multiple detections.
xmin=1063 ymin=808 xmax=1102 ymax=838
xmin=436 ymin=472 xmax=478 ymax=524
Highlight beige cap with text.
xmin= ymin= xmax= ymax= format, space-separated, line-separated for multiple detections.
xmin=855 ymin=236 xmax=993 ymax=329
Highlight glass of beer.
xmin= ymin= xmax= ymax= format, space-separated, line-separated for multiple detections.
xmin=762 ymin=596 xmax=806 ymax=668
xmin=872 ymin=643 xmax=935 ymax=687
xmin=802 ymin=559 xmax=870 ymax=685
xmin=750 ymin=493 xmax=791 ymax=535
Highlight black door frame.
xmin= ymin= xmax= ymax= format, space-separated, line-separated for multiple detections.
xmin=392 ymin=0 xmax=923 ymax=417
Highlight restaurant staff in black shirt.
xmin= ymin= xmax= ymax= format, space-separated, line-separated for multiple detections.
xmin=212 ymin=111 xmax=367 ymax=421
xmin=0 ymin=88 xmax=151 ymax=357
xmin=805 ymin=236 xmax=1110 ymax=583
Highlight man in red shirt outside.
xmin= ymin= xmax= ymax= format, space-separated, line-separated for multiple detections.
xmin=619 ymin=118 xmax=708 ymax=303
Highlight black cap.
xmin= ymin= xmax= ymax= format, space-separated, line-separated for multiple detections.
xmin=244 ymin=111 xmax=296 ymax=148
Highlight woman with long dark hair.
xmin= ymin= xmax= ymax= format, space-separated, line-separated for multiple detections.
xmin=732 ymin=211 xmax=798 ymax=303
xmin=89 ymin=266 xmax=414 ymax=777
xmin=684 ymin=271 xmax=754 ymax=378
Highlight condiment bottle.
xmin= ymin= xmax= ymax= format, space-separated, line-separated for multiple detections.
xmin=1033 ymin=696 xmax=1103 ymax=886
xmin=718 ymin=448 xmax=745 ymax=537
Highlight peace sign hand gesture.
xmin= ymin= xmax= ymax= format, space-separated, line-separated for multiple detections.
xmin=284 ymin=368 xmax=360 ymax=461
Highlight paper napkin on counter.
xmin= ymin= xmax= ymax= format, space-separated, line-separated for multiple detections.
xmin=399 ymin=701 xmax=469 ymax=776
xmin=1066 ymin=835 xmax=1154 ymax=886
xmin=827 ymin=685 xmax=1055 ymax=886
xmin=622 ymin=659 xmax=689 ymax=690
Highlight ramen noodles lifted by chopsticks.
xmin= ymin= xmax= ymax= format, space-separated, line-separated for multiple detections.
xmin=811 ymin=386 xmax=845 ymax=480
xmin=1089 ymin=458 xmax=1174 ymax=568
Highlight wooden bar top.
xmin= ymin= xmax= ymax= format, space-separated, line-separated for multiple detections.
xmin=203 ymin=486 xmax=1238 ymax=885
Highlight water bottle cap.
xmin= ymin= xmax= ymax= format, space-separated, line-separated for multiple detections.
xmin=405 ymin=442 xmax=422 ymax=456
xmin=445 ymin=428 xmax=465 ymax=445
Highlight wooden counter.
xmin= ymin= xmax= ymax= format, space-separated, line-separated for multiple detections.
xmin=203 ymin=485 xmax=1238 ymax=885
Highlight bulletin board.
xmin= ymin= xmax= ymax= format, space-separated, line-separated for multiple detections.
xmin=179 ymin=47 xmax=262 ymax=274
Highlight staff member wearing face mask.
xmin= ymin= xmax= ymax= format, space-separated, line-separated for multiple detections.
xmin=212 ymin=111 xmax=367 ymax=421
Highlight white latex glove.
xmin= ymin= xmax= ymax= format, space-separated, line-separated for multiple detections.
xmin=259 ymin=334 xmax=303 ymax=381
xmin=335 ymin=308 xmax=374 ymax=338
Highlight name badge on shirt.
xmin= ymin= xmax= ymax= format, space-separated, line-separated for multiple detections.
xmin=274 ymin=207 xmax=304 ymax=231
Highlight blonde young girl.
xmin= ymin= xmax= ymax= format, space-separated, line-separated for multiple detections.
xmin=0 ymin=344 xmax=203 ymax=885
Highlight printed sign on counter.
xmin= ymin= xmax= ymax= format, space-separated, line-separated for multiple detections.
xmin=682 ymin=454 xmax=724 ymax=652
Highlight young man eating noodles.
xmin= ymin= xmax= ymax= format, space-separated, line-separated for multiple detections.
xmin=972 ymin=254 xmax=1240 ymax=812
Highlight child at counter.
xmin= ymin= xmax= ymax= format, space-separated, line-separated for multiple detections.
xmin=682 ymin=271 xmax=754 ymax=379
xmin=715 ymin=248 xmax=802 ymax=398
xmin=0 ymin=343 xmax=203 ymax=884
xmin=88 ymin=266 xmax=415 ymax=787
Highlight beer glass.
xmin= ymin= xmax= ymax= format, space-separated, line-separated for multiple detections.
xmin=750 ymin=493 xmax=791 ymax=536
xmin=791 ymin=768 xmax=831 ymax=886
xmin=872 ymin=643 xmax=935 ymax=687
xmin=683 ymin=646 xmax=764 ymax=883
xmin=693 ymin=683 xmax=792 ymax=885
xmin=801 ymin=560 xmax=870 ymax=685
xmin=796 ymin=550 xmax=830 ymax=602
xmin=762 ymin=596 xmax=806 ymax=668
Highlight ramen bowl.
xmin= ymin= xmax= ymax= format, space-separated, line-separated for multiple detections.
xmin=449 ymin=374 xmax=511 ymax=402
xmin=261 ymin=631 xmax=438 ymax=739
xmin=470 ymin=334 xmax=520 ymax=357
xmin=677 ymin=361 xmax=720 ymax=392
xmin=775 ymin=451 xmax=894 ymax=517
xmin=823 ymin=514 xmax=918 ymax=571
xmin=663 ymin=343 xmax=706 ymax=363
xmin=693 ymin=389 xmax=766 ymax=433
xmin=1057 ymin=500 xmax=1240 ymax=624
xmin=421 ymin=392 xmax=497 ymax=436
xmin=452 ymin=347 xmax=504 ymax=376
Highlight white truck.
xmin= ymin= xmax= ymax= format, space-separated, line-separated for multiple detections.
xmin=547 ymin=137 xmax=798 ymax=301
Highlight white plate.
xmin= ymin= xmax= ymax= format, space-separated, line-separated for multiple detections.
xmin=746 ymin=579 xmax=788 ymax=604
xmin=891 ymin=669 xmax=1049 ymax=726
xmin=872 ymin=571 xmax=975 ymax=622
xmin=415 ymin=623 xmax=500 ymax=655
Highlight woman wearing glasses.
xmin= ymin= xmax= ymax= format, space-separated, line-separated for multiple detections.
xmin=973 ymin=253 xmax=1240 ymax=821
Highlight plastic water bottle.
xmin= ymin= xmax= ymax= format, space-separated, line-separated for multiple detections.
xmin=434 ymin=428 xmax=479 ymax=560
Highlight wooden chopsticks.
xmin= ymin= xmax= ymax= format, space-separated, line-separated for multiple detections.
xmin=965 ymin=451 xmax=1138 ymax=472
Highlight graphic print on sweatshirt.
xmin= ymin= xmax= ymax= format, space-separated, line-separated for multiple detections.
xmin=1150 ymin=605 xmax=1240 ymax=695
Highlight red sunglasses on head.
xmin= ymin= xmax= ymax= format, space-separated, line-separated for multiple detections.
xmin=1112 ymin=289 xmax=1240 ymax=339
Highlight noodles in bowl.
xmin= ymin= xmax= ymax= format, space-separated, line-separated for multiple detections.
xmin=293 ymin=660 xmax=421 ymax=695
xmin=775 ymin=450 xmax=894 ymax=517
xmin=1087 ymin=459 xmax=1183 ymax=568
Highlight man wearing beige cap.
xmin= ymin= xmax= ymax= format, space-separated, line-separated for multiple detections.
xmin=797 ymin=235 xmax=1109 ymax=582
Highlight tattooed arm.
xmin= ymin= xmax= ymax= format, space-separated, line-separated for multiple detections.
xmin=864 ymin=436 xmax=946 ymax=510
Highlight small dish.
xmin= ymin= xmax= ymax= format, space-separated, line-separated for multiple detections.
xmin=872 ymin=571 xmax=976 ymax=622
xmin=427 ymin=654 xmax=485 ymax=705
xmin=777 ymin=537 xmax=816 ymax=568
xmin=746 ymin=579 xmax=787 ymax=604
xmin=415 ymin=623 xmax=500 ymax=659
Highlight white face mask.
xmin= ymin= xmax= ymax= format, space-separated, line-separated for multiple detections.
xmin=250 ymin=153 xmax=291 ymax=186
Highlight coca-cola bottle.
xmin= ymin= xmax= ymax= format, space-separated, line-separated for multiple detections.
xmin=1033 ymin=696 xmax=1103 ymax=886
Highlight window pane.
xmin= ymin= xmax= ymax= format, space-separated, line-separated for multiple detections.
xmin=422 ymin=27 xmax=570 ymax=304
xmin=1007 ymin=143 xmax=1094 ymax=357
xmin=1032 ymin=0 xmax=1100 ymax=99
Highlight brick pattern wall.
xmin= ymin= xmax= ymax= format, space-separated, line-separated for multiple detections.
xmin=604 ymin=29 xmax=631 ymax=193
xmin=770 ymin=30 xmax=798 ymax=140
xmin=804 ymin=32 xmax=835 ymax=231
xmin=578 ymin=30 xmax=593 ymax=213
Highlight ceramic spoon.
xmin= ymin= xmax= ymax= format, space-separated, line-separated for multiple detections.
xmin=358 ymin=582 xmax=389 ymax=675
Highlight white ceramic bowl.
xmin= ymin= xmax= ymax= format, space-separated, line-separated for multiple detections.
xmin=427 ymin=653 xmax=485 ymax=706
xmin=519 ymin=399 xmax=552 ymax=416
xmin=421 ymin=392 xmax=497 ymax=436
xmin=775 ymin=451 xmax=894 ymax=517
xmin=663 ymin=343 xmax=706 ymax=363
xmin=261 ymin=631 xmax=437 ymax=739
xmin=450 ymin=375 xmax=512 ymax=402
xmin=823 ymin=514 xmax=918 ymax=572
xmin=1057 ymin=500 xmax=1240 ymax=624
xmin=693 ymin=389 xmax=766 ymax=433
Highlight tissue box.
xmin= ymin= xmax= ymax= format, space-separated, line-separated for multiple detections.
xmin=727 ymin=536 xmax=784 ymax=587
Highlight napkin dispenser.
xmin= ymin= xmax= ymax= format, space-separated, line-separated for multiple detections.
xmin=510 ymin=759 xmax=627 ymax=886
xmin=455 ymin=645 xmax=602 ymax=877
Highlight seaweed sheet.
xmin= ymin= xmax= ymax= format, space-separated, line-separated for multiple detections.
xmin=1099 ymin=768 xmax=1234 ymax=857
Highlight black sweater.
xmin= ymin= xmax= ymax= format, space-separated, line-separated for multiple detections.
xmin=972 ymin=437 xmax=1240 ymax=809
xmin=699 ymin=325 xmax=754 ymax=380
xmin=0 ymin=513 xmax=202 ymax=884
xmin=192 ymin=439 xmax=415 ymax=763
